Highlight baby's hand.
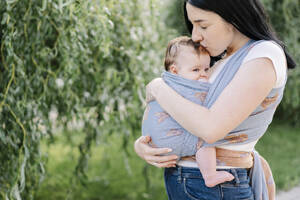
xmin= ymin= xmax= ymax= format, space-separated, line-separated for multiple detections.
xmin=146 ymin=78 xmax=163 ymax=103
xmin=146 ymin=89 xmax=155 ymax=103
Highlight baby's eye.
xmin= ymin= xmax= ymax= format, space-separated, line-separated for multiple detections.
xmin=193 ymin=69 xmax=200 ymax=72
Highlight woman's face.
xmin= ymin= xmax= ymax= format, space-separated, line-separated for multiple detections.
xmin=186 ymin=3 xmax=235 ymax=56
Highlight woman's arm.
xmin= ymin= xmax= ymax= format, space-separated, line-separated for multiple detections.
xmin=148 ymin=58 xmax=276 ymax=143
xmin=134 ymin=135 xmax=178 ymax=168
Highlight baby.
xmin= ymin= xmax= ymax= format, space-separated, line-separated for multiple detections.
xmin=142 ymin=36 xmax=234 ymax=187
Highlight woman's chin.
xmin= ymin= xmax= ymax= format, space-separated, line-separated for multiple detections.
xmin=209 ymin=50 xmax=226 ymax=57
xmin=209 ymin=52 xmax=219 ymax=57
xmin=206 ymin=48 xmax=217 ymax=57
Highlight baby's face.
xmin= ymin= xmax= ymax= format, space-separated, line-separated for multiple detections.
xmin=174 ymin=46 xmax=210 ymax=80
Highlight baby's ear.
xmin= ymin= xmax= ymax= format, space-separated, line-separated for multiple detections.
xmin=169 ymin=65 xmax=178 ymax=74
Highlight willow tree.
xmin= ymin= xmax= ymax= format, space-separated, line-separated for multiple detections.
xmin=0 ymin=0 xmax=176 ymax=199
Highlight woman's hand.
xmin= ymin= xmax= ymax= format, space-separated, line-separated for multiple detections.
xmin=146 ymin=78 xmax=164 ymax=103
xmin=134 ymin=135 xmax=178 ymax=168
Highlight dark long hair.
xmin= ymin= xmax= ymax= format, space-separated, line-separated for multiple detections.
xmin=184 ymin=0 xmax=296 ymax=69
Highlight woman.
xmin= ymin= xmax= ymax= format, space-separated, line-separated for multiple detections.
xmin=135 ymin=0 xmax=296 ymax=199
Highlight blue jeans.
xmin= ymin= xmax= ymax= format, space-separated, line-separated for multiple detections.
xmin=164 ymin=166 xmax=254 ymax=200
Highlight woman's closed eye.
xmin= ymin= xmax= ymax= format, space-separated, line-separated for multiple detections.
xmin=196 ymin=23 xmax=209 ymax=30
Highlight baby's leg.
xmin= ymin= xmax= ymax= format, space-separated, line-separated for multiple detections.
xmin=196 ymin=147 xmax=234 ymax=187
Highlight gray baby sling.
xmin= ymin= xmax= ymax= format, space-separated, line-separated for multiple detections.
xmin=142 ymin=39 xmax=286 ymax=200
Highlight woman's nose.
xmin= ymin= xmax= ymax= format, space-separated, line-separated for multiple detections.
xmin=192 ymin=28 xmax=203 ymax=43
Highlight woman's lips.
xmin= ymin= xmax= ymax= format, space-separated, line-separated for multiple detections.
xmin=200 ymin=43 xmax=207 ymax=48
xmin=202 ymin=46 xmax=209 ymax=52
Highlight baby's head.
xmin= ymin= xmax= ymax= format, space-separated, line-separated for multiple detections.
xmin=164 ymin=36 xmax=210 ymax=80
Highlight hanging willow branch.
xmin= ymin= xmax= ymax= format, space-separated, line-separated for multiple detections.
xmin=0 ymin=0 xmax=176 ymax=199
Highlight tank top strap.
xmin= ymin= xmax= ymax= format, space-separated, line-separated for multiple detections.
xmin=204 ymin=40 xmax=265 ymax=108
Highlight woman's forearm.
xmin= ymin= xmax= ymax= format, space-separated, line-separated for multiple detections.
xmin=150 ymin=58 xmax=276 ymax=144
xmin=152 ymin=80 xmax=214 ymax=142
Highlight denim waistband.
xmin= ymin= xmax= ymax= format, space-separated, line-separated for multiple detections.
xmin=165 ymin=165 xmax=249 ymax=186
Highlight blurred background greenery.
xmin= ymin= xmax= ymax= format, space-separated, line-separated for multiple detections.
xmin=0 ymin=0 xmax=299 ymax=199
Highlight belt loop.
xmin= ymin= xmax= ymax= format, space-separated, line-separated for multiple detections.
xmin=177 ymin=166 xmax=182 ymax=183
xmin=231 ymin=169 xmax=240 ymax=186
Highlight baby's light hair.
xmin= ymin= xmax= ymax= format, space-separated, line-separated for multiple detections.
xmin=164 ymin=36 xmax=201 ymax=71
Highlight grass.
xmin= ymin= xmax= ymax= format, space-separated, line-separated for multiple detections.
xmin=35 ymin=132 xmax=167 ymax=200
xmin=35 ymin=122 xmax=300 ymax=200
xmin=255 ymin=121 xmax=300 ymax=190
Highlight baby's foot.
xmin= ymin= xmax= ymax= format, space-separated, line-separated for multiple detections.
xmin=203 ymin=171 xmax=234 ymax=187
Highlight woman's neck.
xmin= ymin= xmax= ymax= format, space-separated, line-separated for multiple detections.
xmin=226 ymin=33 xmax=250 ymax=57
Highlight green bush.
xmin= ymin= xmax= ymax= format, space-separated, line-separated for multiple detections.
xmin=261 ymin=0 xmax=300 ymax=125
xmin=0 ymin=0 xmax=177 ymax=199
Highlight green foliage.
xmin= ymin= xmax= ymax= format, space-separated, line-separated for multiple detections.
xmin=255 ymin=121 xmax=300 ymax=190
xmin=35 ymin=132 xmax=167 ymax=200
xmin=261 ymin=0 xmax=300 ymax=125
xmin=0 ymin=0 xmax=176 ymax=199
xmin=164 ymin=0 xmax=188 ymax=36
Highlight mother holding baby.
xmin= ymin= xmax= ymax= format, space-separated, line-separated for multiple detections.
xmin=134 ymin=0 xmax=296 ymax=199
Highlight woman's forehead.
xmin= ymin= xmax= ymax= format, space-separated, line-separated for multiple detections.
xmin=186 ymin=3 xmax=217 ymax=23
